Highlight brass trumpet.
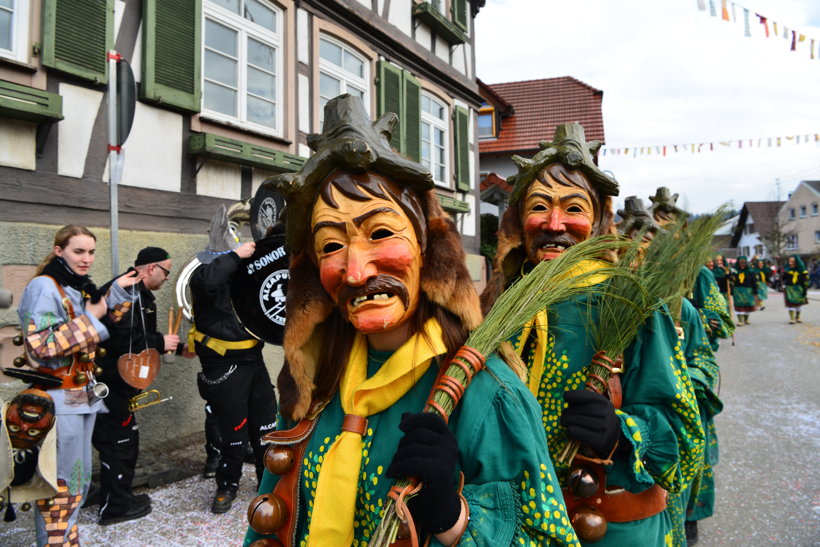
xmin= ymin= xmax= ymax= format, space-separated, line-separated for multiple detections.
xmin=128 ymin=389 xmax=173 ymax=412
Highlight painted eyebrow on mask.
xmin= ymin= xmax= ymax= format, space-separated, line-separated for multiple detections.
xmin=352 ymin=207 xmax=400 ymax=226
xmin=529 ymin=192 xmax=592 ymax=206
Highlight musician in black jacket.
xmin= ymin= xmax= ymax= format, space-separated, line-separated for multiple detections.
xmin=190 ymin=240 xmax=277 ymax=514
xmin=92 ymin=247 xmax=179 ymax=525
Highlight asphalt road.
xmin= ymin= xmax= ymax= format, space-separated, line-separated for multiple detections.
xmin=2 ymin=291 xmax=818 ymax=546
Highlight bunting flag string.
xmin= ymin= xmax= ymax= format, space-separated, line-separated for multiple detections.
xmin=697 ymin=1 xmax=819 ymax=62
xmin=600 ymin=132 xmax=820 ymax=158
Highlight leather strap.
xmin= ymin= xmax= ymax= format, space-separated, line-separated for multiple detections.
xmin=341 ymin=414 xmax=368 ymax=436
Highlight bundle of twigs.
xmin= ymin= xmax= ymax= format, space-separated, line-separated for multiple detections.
xmin=369 ymin=235 xmax=637 ymax=546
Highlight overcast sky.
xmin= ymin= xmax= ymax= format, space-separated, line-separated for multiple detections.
xmin=475 ymin=0 xmax=820 ymax=214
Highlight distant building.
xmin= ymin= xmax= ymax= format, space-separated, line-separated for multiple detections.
xmin=730 ymin=201 xmax=786 ymax=260
xmin=778 ymin=180 xmax=820 ymax=259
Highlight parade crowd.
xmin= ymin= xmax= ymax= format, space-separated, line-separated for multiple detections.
xmin=1 ymin=98 xmax=813 ymax=547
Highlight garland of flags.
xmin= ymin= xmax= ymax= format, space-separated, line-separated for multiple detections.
xmin=601 ymin=133 xmax=820 ymax=157
xmin=697 ymin=0 xmax=820 ymax=61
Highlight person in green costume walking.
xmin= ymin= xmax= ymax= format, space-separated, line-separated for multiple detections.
xmin=783 ymin=255 xmax=809 ymax=324
xmin=244 ymin=95 xmax=579 ymax=547
xmin=709 ymin=255 xmax=732 ymax=302
xmin=481 ymin=125 xmax=704 ymax=547
xmin=753 ymin=258 xmax=769 ymax=310
xmin=731 ymin=256 xmax=757 ymax=325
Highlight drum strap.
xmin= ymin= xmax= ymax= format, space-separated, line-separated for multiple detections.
xmin=187 ymin=325 xmax=259 ymax=356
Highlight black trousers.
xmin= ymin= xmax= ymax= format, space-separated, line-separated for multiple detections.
xmin=91 ymin=389 xmax=139 ymax=517
xmin=196 ymin=359 xmax=277 ymax=491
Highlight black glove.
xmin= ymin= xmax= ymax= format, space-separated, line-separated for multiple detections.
xmin=561 ymin=389 xmax=622 ymax=459
xmin=385 ymin=412 xmax=461 ymax=535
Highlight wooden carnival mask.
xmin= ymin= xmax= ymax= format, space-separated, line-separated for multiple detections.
xmin=5 ymin=389 xmax=56 ymax=450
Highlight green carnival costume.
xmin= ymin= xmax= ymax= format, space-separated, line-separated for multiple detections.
xmin=666 ymin=300 xmax=721 ymax=547
xmin=754 ymin=261 xmax=769 ymax=303
xmin=783 ymin=255 xmax=809 ymax=323
xmin=245 ymin=347 xmax=579 ymax=547
xmin=731 ymin=257 xmax=756 ymax=324
xmin=512 ymin=287 xmax=704 ymax=547
xmin=708 ymin=256 xmax=731 ymax=301
xmin=689 ymin=266 xmax=734 ymax=352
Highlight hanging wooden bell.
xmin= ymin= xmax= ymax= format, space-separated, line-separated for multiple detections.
xmin=570 ymin=505 xmax=607 ymax=543
xmin=13 ymin=355 xmax=27 ymax=368
xmin=264 ymin=446 xmax=294 ymax=475
xmin=96 ymin=346 xmax=107 ymax=358
xmin=247 ymin=493 xmax=288 ymax=535
xmin=568 ymin=465 xmax=599 ymax=498
xmin=73 ymin=371 xmax=88 ymax=385
xmin=12 ymin=335 xmax=23 ymax=346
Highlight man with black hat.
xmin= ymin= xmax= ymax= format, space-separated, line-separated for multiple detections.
xmin=188 ymin=209 xmax=277 ymax=514
xmin=92 ymin=247 xmax=179 ymax=525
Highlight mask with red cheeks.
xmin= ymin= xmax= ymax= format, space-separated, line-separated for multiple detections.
xmin=521 ymin=168 xmax=595 ymax=263
xmin=311 ymin=176 xmax=423 ymax=335
xmin=6 ymin=389 xmax=56 ymax=450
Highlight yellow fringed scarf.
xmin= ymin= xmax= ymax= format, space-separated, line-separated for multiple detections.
xmin=307 ymin=318 xmax=447 ymax=546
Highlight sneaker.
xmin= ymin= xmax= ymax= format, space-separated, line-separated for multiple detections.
xmin=99 ymin=500 xmax=152 ymax=526
xmin=202 ymin=457 xmax=219 ymax=479
xmin=211 ymin=488 xmax=237 ymax=514
xmin=685 ymin=521 xmax=698 ymax=546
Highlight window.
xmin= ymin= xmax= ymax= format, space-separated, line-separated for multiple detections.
xmin=745 ymin=223 xmax=755 ymax=234
xmin=785 ymin=234 xmax=798 ymax=250
xmin=789 ymin=208 xmax=796 ymax=219
xmin=815 ymin=230 xmax=820 ymax=244
xmin=319 ymin=37 xmax=369 ymax=128
xmin=477 ymin=104 xmax=495 ymax=139
xmin=742 ymin=246 xmax=750 ymax=256
xmin=421 ymin=93 xmax=449 ymax=186
xmin=812 ymin=203 xmax=818 ymax=216
xmin=800 ymin=205 xmax=807 ymax=218
xmin=0 ymin=0 xmax=29 ymax=63
xmin=203 ymin=0 xmax=282 ymax=135
xmin=754 ymin=244 xmax=764 ymax=256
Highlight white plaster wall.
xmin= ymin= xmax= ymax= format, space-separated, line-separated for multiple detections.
xmin=58 ymin=83 xmax=104 ymax=178
xmin=196 ymin=160 xmax=242 ymax=200
xmin=114 ymin=0 xmax=126 ymax=41
xmin=461 ymin=194 xmax=476 ymax=236
xmin=387 ymin=0 xmax=412 ymax=37
xmin=434 ymin=36 xmax=449 ymax=63
xmin=0 ymin=119 xmax=36 ymax=170
xmin=298 ymin=143 xmax=311 ymax=158
xmin=104 ymin=102 xmax=182 ymax=191
xmin=252 ymin=168 xmax=278 ymax=195
xmin=415 ymin=24 xmax=432 ymax=51
xmin=297 ymin=9 xmax=309 ymax=65
xmin=451 ymin=44 xmax=466 ymax=76
xmin=298 ymin=74 xmax=310 ymax=134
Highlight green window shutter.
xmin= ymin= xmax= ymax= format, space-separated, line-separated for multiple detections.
xmin=141 ymin=0 xmax=202 ymax=112
xmin=377 ymin=60 xmax=404 ymax=152
xmin=42 ymin=0 xmax=113 ymax=84
xmin=454 ymin=105 xmax=470 ymax=191
xmin=402 ymin=71 xmax=421 ymax=163
xmin=452 ymin=0 xmax=468 ymax=31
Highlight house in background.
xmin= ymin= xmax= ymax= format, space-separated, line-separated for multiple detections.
xmin=731 ymin=201 xmax=786 ymax=261
xmin=779 ymin=180 xmax=820 ymax=259
xmin=0 ymin=0 xmax=486 ymax=448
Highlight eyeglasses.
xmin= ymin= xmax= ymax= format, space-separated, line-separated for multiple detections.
xmin=155 ymin=264 xmax=171 ymax=278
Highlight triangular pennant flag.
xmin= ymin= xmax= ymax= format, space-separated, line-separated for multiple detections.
xmin=709 ymin=0 xmax=717 ymax=17
xmin=758 ymin=15 xmax=769 ymax=38
xmin=721 ymin=0 xmax=730 ymax=21
xmin=791 ymin=31 xmax=796 ymax=51
xmin=744 ymin=9 xmax=751 ymax=36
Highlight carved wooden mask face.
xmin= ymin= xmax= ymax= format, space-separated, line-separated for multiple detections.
xmin=311 ymin=176 xmax=423 ymax=336
xmin=6 ymin=389 xmax=55 ymax=450
xmin=521 ymin=169 xmax=595 ymax=263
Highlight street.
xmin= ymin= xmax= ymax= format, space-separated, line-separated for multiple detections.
xmin=2 ymin=291 xmax=818 ymax=546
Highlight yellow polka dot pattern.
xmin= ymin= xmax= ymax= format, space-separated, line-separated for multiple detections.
xmin=513 ymin=465 xmax=581 ymax=547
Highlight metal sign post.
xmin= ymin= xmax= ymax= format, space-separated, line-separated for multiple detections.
xmin=107 ymin=50 xmax=120 ymax=274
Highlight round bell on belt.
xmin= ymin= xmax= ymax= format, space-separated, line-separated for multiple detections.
xmin=264 ymin=445 xmax=295 ymax=475
xmin=79 ymin=353 xmax=91 ymax=363
xmin=568 ymin=465 xmax=599 ymax=498
xmin=73 ymin=371 xmax=88 ymax=385
xmin=247 ymin=492 xmax=288 ymax=535
xmin=93 ymin=365 xmax=104 ymax=377
xmin=13 ymin=355 xmax=27 ymax=368
xmin=21 ymin=502 xmax=32 ymax=511
xmin=12 ymin=335 xmax=23 ymax=346
xmin=248 ymin=538 xmax=284 ymax=547
xmin=396 ymin=518 xmax=411 ymax=539
xmin=570 ymin=504 xmax=607 ymax=543
xmin=96 ymin=346 xmax=107 ymax=358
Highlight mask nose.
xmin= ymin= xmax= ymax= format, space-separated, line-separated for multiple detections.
xmin=344 ymin=239 xmax=377 ymax=285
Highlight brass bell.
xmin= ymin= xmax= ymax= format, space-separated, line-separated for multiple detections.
xmin=12 ymin=335 xmax=23 ymax=346
xmin=73 ymin=371 xmax=88 ymax=385
xmin=568 ymin=465 xmax=599 ymax=498
xmin=249 ymin=539 xmax=284 ymax=547
xmin=21 ymin=502 xmax=31 ymax=511
xmin=79 ymin=353 xmax=91 ymax=363
xmin=570 ymin=505 xmax=607 ymax=543
xmin=96 ymin=346 xmax=107 ymax=358
xmin=396 ymin=518 xmax=411 ymax=539
xmin=13 ymin=355 xmax=27 ymax=368
xmin=93 ymin=365 xmax=104 ymax=377
xmin=247 ymin=493 xmax=288 ymax=535
xmin=264 ymin=445 xmax=295 ymax=475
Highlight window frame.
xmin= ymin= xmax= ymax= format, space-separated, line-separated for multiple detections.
xmin=785 ymin=234 xmax=798 ymax=250
xmin=477 ymin=104 xmax=496 ymax=140
xmin=0 ymin=0 xmax=29 ymax=63
xmin=799 ymin=205 xmax=807 ymax=218
xmin=201 ymin=0 xmax=284 ymax=137
xmin=317 ymin=35 xmax=369 ymax=129
xmin=789 ymin=208 xmax=796 ymax=219
xmin=420 ymin=91 xmax=450 ymax=188
xmin=812 ymin=202 xmax=818 ymax=216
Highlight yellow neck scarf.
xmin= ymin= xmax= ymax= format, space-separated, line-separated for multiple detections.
xmin=514 ymin=259 xmax=609 ymax=397
xmin=307 ymin=318 xmax=447 ymax=546
xmin=790 ymin=270 xmax=800 ymax=285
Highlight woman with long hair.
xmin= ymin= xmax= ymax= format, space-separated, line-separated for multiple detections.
xmin=17 ymin=225 xmax=141 ymax=545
